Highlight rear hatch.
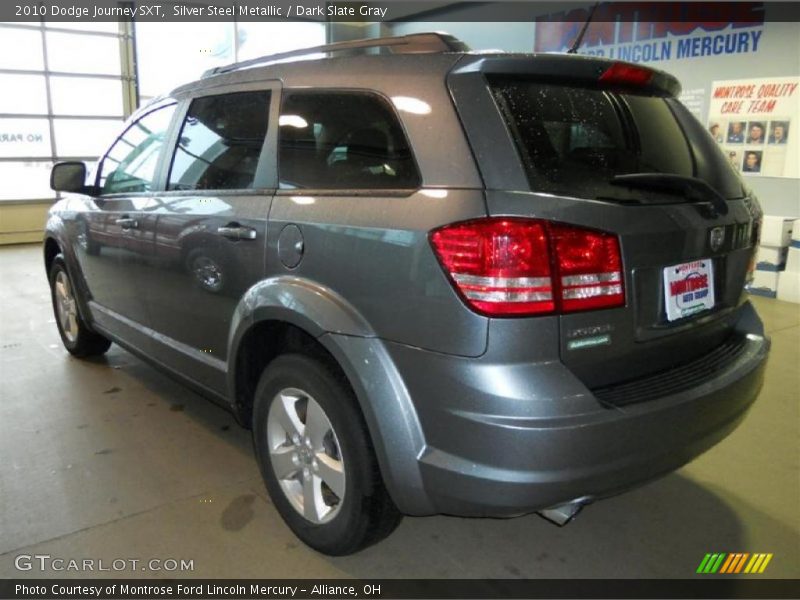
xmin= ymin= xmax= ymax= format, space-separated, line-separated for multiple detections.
xmin=449 ymin=55 xmax=760 ymax=391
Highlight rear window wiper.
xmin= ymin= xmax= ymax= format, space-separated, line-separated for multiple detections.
xmin=610 ymin=173 xmax=729 ymax=216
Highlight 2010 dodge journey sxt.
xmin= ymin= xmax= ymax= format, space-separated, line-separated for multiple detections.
xmin=45 ymin=33 xmax=770 ymax=555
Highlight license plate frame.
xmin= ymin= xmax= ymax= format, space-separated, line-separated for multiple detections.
xmin=663 ymin=259 xmax=715 ymax=322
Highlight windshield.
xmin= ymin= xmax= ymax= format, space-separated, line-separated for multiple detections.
xmin=489 ymin=77 xmax=745 ymax=201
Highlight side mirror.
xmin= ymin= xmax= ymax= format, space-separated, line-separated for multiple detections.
xmin=50 ymin=161 xmax=88 ymax=193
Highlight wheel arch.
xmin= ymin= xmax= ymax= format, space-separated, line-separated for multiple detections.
xmin=227 ymin=276 xmax=376 ymax=424
xmin=44 ymin=216 xmax=99 ymax=335
xmin=227 ymin=276 xmax=433 ymax=515
xmin=44 ymin=236 xmax=61 ymax=274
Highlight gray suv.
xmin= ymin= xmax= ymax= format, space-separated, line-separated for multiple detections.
xmin=45 ymin=33 xmax=769 ymax=555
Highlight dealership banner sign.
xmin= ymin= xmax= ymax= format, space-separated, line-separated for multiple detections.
xmin=707 ymin=76 xmax=799 ymax=178
xmin=533 ymin=1 xmax=766 ymax=62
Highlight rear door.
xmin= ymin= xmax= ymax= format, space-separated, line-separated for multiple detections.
xmin=450 ymin=57 xmax=760 ymax=388
xmin=141 ymin=82 xmax=278 ymax=395
xmin=268 ymin=89 xmax=488 ymax=357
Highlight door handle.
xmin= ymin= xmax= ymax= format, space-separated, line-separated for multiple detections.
xmin=217 ymin=224 xmax=257 ymax=241
xmin=115 ymin=217 xmax=138 ymax=229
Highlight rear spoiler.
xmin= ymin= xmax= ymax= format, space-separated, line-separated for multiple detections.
xmin=452 ymin=53 xmax=681 ymax=97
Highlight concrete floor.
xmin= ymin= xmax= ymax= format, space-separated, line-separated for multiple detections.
xmin=1 ymin=243 xmax=798 ymax=579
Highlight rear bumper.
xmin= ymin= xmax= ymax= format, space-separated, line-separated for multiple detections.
xmin=383 ymin=302 xmax=769 ymax=517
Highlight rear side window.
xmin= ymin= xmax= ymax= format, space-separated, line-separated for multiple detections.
xmin=489 ymin=78 xmax=743 ymax=200
xmin=99 ymin=103 xmax=176 ymax=195
xmin=168 ymin=91 xmax=270 ymax=191
xmin=278 ymin=91 xmax=420 ymax=190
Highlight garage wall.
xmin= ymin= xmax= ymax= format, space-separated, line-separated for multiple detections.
xmin=134 ymin=21 xmax=326 ymax=102
xmin=0 ymin=21 xmax=132 ymax=246
xmin=0 ymin=19 xmax=327 ymax=245
xmin=0 ymin=201 xmax=52 ymax=244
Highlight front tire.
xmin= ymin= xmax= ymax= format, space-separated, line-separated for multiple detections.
xmin=49 ymin=255 xmax=111 ymax=357
xmin=253 ymin=354 xmax=402 ymax=555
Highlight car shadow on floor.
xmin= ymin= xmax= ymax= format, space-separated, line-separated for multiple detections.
xmin=329 ymin=472 xmax=799 ymax=579
xmin=80 ymin=348 xmax=798 ymax=579
xmin=89 ymin=347 xmax=254 ymax=456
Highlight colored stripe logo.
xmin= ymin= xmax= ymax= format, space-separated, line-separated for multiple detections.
xmin=697 ymin=553 xmax=773 ymax=574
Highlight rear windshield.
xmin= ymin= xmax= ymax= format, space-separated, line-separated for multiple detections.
xmin=489 ymin=77 xmax=745 ymax=201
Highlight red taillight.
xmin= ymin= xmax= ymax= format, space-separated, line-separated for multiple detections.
xmin=430 ymin=218 xmax=624 ymax=317
xmin=430 ymin=219 xmax=554 ymax=315
xmin=599 ymin=62 xmax=654 ymax=87
xmin=550 ymin=224 xmax=624 ymax=311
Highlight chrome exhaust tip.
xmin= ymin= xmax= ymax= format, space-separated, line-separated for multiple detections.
xmin=538 ymin=498 xmax=589 ymax=526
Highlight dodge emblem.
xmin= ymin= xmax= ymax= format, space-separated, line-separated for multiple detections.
xmin=709 ymin=226 xmax=726 ymax=252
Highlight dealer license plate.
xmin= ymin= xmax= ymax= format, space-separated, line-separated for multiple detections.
xmin=663 ymin=259 xmax=715 ymax=322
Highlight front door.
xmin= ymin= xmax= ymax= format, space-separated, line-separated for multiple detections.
xmin=142 ymin=84 xmax=279 ymax=395
xmin=78 ymin=102 xmax=177 ymax=351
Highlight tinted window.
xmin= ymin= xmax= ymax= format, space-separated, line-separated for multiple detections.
xmin=490 ymin=78 xmax=743 ymax=200
xmin=625 ymin=94 xmax=693 ymax=176
xmin=168 ymin=91 xmax=270 ymax=191
xmin=667 ymin=99 xmax=746 ymax=200
xmin=99 ymin=104 xmax=175 ymax=195
xmin=278 ymin=92 xmax=420 ymax=189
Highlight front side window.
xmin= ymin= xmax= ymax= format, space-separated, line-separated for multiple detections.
xmin=278 ymin=91 xmax=420 ymax=190
xmin=99 ymin=103 xmax=176 ymax=195
xmin=168 ymin=91 xmax=271 ymax=191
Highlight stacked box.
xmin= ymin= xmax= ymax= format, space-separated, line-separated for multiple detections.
xmin=748 ymin=216 xmax=795 ymax=299
xmin=759 ymin=216 xmax=795 ymax=247
xmin=776 ymin=219 xmax=800 ymax=303
xmin=756 ymin=245 xmax=788 ymax=270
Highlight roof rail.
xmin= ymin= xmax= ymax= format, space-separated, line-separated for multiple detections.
xmin=202 ymin=32 xmax=470 ymax=78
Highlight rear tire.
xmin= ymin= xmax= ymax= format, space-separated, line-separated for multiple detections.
xmin=252 ymin=353 xmax=402 ymax=555
xmin=49 ymin=255 xmax=111 ymax=357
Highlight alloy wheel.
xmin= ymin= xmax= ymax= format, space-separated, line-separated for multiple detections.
xmin=54 ymin=270 xmax=79 ymax=343
xmin=267 ymin=387 xmax=346 ymax=524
